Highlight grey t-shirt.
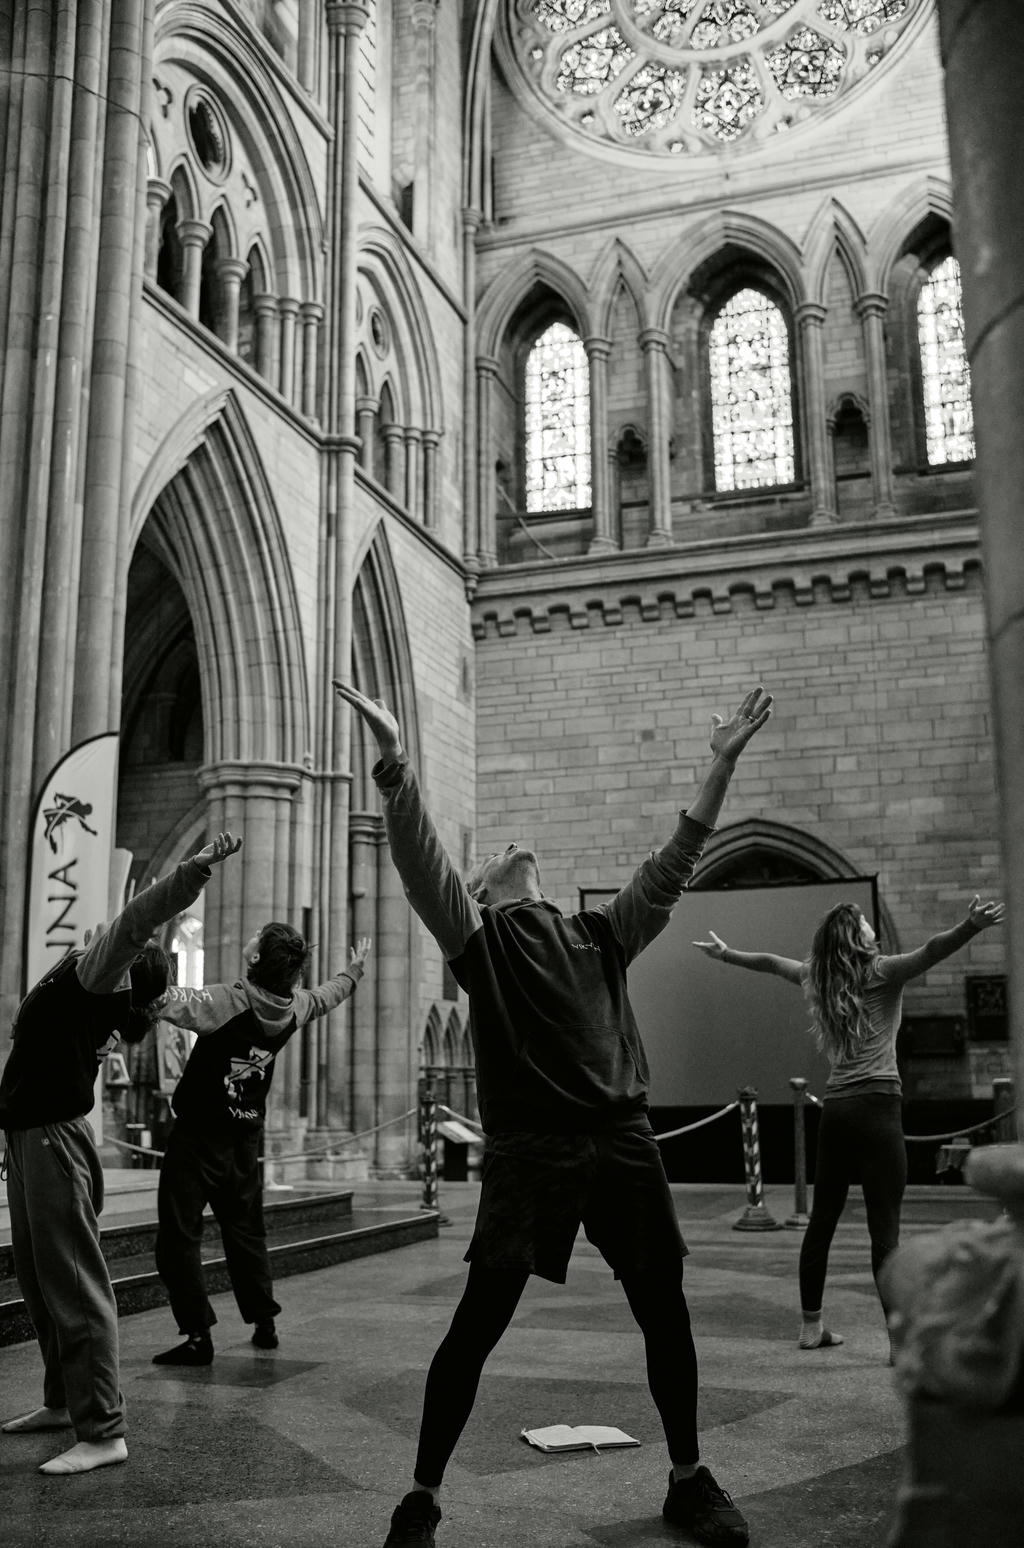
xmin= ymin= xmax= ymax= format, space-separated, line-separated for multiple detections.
xmin=824 ymin=956 xmax=906 ymax=1098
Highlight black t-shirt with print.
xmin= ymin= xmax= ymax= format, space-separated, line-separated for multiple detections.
xmin=171 ymin=1006 xmax=298 ymax=1133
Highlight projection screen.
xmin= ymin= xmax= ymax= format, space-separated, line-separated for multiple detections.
xmin=607 ymin=878 xmax=878 ymax=1108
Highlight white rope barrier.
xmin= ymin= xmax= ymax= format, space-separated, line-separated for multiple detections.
xmin=801 ymin=1091 xmax=1019 ymax=1144
xmin=653 ymin=1101 xmax=740 ymax=1142
xmin=105 ymin=1107 xmax=419 ymax=1166
xmin=437 ymin=1103 xmax=484 ymax=1134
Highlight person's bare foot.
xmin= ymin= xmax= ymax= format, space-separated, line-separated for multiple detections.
xmin=38 ymin=1437 xmax=128 ymax=1474
xmin=2 ymin=1406 xmax=72 ymax=1433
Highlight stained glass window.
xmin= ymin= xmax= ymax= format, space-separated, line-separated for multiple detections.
xmin=525 ymin=323 xmax=592 ymax=512
xmin=917 ymin=255 xmax=975 ymax=466
xmin=765 ymin=27 xmax=845 ymax=98
xmin=511 ymin=0 xmax=924 ymax=156
xmin=693 ymin=59 xmax=766 ymax=141
xmin=709 ymin=289 xmax=795 ymax=490
xmin=555 ymin=26 xmax=635 ymax=93
xmin=614 ymin=64 xmax=688 ymax=135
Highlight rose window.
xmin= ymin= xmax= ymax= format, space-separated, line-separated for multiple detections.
xmin=502 ymin=0 xmax=930 ymax=158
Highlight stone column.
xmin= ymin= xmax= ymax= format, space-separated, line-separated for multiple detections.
xmin=422 ymin=428 xmax=441 ymax=529
xmin=144 ymin=177 xmax=171 ymax=280
xmin=300 ymin=300 xmax=323 ymax=420
xmin=410 ymin=0 xmax=439 ymax=251
xmin=883 ymin=6 xmax=1024 ymax=1543
xmin=178 ymin=218 xmax=210 ymax=319
xmin=476 ymin=356 xmax=499 ymax=566
xmin=254 ymin=293 xmax=278 ymax=383
xmin=403 ymin=426 xmax=422 ymax=519
xmin=381 ymin=423 xmax=405 ymax=502
xmin=462 ymin=208 xmax=482 ymax=587
xmin=639 ymin=328 xmax=673 ymax=546
xmin=217 ymin=256 xmax=249 ymax=355
xmin=347 ymin=814 xmax=381 ymax=1139
xmin=585 ymin=335 xmax=616 ymax=553
xmin=795 ymin=302 xmax=837 ymax=525
xmin=298 ymin=0 xmax=321 ymax=94
xmin=855 ymin=291 xmax=897 ymax=518
xmin=277 ymin=295 xmax=300 ymax=405
xmin=355 ymin=396 xmax=377 ymax=475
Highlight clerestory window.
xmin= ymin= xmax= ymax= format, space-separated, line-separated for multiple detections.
xmin=709 ymin=287 xmax=795 ymax=491
xmin=917 ymin=254 xmax=974 ymax=467
xmin=524 ymin=322 xmax=592 ymax=512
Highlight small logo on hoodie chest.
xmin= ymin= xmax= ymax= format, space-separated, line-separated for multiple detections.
xmin=570 ymin=942 xmax=600 ymax=952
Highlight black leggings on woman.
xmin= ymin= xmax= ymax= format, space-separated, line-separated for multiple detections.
xmin=413 ymin=1259 xmax=700 ymax=1487
xmin=798 ymin=1091 xmax=907 ymax=1313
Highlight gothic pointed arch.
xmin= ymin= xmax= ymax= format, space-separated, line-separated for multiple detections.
xmin=476 ymin=249 xmax=593 ymax=361
xmin=804 ymin=198 xmax=869 ymax=309
xmin=870 ymin=177 xmax=954 ymax=298
xmin=358 ymin=227 xmax=444 ymax=430
xmin=651 ymin=211 xmax=805 ymax=330
xmin=129 ymin=389 xmax=309 ymax=768
xmin=588 ymin=237 xmax=651 ymax=338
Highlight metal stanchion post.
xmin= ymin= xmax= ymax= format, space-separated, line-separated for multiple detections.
xmin=785 ymin=1077 xmax=810 ymax=1230
xmin=993 ymin=1077 xmax=1016 ymax=1144
xmin=733 ymin=1085 xmax=783 ymax=1232
xmin=420 ymin=1069 xmax=439 ymax=1213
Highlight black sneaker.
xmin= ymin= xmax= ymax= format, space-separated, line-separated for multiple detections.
xmin=152 ymin=1332 xmax=214 ymax=1367
xmin=663 ymin=1466 xmax=749 ymax=1545
xmin=382 ymin=1490 xmax=441 ymax=1546
xmin=251 ymin=1319 xmax=279 ymax=1349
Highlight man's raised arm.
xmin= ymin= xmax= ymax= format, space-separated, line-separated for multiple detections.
xmin=602 ymin=686 xmax=773 ymax=962
xmin=333 ymin=683 xmax=480 ymax=960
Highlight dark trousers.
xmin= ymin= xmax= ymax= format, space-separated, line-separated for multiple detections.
xmin=6 ymin=1121 xmax=125 ymax=1440
xmin=798 ymin=1091 xmax=907 ymax=1314
xmin=155 ymin=1123 xmax=280 ymax=1333
xmin=412 ymin=1259 xmax=699 ymax=1487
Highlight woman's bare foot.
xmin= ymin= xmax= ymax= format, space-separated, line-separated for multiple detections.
xmin=2 ymin=1405 xmax=72 ymax=1433
xmin=38 ymin=1437 xmax=128 ymax=1474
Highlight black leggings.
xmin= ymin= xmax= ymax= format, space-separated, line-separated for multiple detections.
xmin=798 ymin=1092 xmax=907 ymax=1314
xmin=413 ymin=1260 xmax=700 ymax=1487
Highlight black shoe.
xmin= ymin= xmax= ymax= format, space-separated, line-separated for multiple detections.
xmin=152 ymin=1333 xmax=214 ymax=1367
xmin=663 ymin=1466 xmax=749 ymax=1545
xmin=251 ymin=1319 xmax=278 ymax=1349
xmin=382 ymin=1490 xmax=441 ymax=1545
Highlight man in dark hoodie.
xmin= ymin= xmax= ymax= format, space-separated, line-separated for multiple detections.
xmin=148 ymin=923 xmax=371 ymax=1365
xmin=333 ymin=680 xmax=772 ymax=1548
xmin=0 ymin=831 xmax=242 ymax=1475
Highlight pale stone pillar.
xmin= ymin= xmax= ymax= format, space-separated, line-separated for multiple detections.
xmin=410 ymin=0 xmax=439 ymax=250
xmin=300 ymin=300 xmax=323 ymax=419
xmin=795 ymin=302 xmax=837 ymax=525
xmin=355 ymin=396 xmax=377 ymax=474
xmin=144 ymin=177 xmax=171 ymax=280
xmin=422 ymin=428 xmax=440 ymax=529
xmin=217 ymin=256 xmax=249 ymax=354
xmin=298 ymin=0 xmax=321 ymax=93
xmin=403 ymin=425 xmax=422 ymax=518
xmin=254 ymin=293 xmax=278 ymax=383
xmin=476 ymin=356 xmax=499 ymax=565
xmin=639 ymin=328 xmax=673 ymax=546
xmin=462 ymin=208 xmax=482 ymax=585
xmin=585 ymin=335 xmax=616 ymax=553
xmin=277 ymin=295 xmax=300 ymax=404
xmin=381 ymin=422 xmax=405 ymax=502
xmin=884 ymin=5 xmax=1024 ymax=1542
xmin=178 ymin=219 xmax=211 ymax=319
xmin=347 ymin=813 xmax=381 ymax=1138
xmin=855 ymin=292 xmax=897 ymax=518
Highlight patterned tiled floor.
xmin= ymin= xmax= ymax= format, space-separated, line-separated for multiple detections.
xmin=1 ymin=1181 xmax=987 ymax=1548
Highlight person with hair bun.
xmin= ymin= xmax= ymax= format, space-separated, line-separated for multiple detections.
xmin=693 ymin=895 xmax=1004 ymax=1353
xmin=148 ymin=921 xmax=371 ymax=1367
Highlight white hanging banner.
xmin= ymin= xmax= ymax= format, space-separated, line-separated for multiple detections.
xmin=24 ymin=733 xmax=121 ymax=1141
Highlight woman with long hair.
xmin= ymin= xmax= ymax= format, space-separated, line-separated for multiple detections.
xmin=693 ymin=896 xmax=1003 ymax=1353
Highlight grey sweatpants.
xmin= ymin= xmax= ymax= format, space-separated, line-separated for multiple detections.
xmin=6 ymin=1119 xmax=125 ymax=1440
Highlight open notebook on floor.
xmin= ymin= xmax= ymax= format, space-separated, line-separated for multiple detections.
xmin=520 ymin=1425 xmax=640 ymax=1454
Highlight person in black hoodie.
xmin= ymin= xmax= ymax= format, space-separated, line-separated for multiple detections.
xmin=148 ymin=923 xmax=371 ymax=1365
xmin=0 ymin=832 xmax=242 ymax=1475
xmin=333 ymin=680 xmax=772 ymax=1548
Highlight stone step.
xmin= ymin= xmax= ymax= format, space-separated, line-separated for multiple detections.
xmin=0 ymin=1197 xmax=439 ymax=1348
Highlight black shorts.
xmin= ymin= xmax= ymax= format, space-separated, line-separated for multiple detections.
xmin=464 ymin=1121 xmax=686 ymax=1283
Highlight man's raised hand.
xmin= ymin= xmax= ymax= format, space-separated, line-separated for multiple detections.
xmin=350 ymin=936 xmax=373 ymax=971
xmin=332 ymin=682 xmax=404 ymax=762
xmin=192 ymin=833 xmax=243 ymax=869
xmin=709 ymin=686 xmax=773 ymax=766
xmin=692 ymin=929 xmax=729 ymax=961
xmin=967 ymin=895 xmax=1005 ymax=931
